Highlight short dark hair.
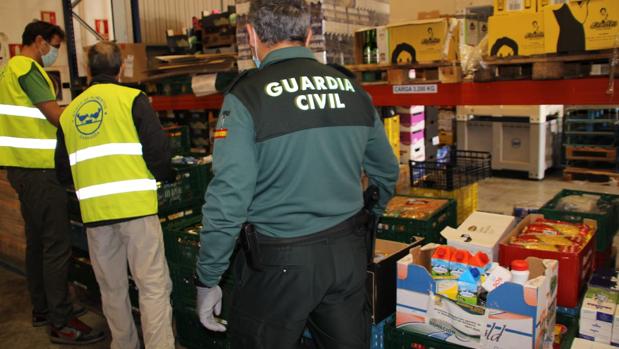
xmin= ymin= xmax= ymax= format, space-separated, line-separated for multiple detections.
xmin=88 ymin=41 xmax=122 ymax=77
xmin=22 ymin=21 xmax=65 ymax=46
xmin=248 ymin=0 xmax=310 ymax=45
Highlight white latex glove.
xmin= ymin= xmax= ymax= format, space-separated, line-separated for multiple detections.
xmin=196 ymin=285 xmax=226 ymax=332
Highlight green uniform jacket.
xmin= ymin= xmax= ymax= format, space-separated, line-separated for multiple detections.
xmin=197 ymin=47 xmax=399 ymax=286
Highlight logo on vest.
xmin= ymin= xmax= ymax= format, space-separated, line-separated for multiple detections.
xmin=74 ymin=97 xmax=105 ymax=136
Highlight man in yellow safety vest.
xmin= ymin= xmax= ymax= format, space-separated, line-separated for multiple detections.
xmin=0 ymin=20 xmax=104 ymax=345
xmin=55 ymin=41 xmax=175 ymax=349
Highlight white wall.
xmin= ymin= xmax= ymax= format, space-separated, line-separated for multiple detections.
xmin=138 ymin=0 xmax=235 ymax=45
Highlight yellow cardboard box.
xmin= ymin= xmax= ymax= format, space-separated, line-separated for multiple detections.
xmin=544 ymin=0 xmax=619 ymax=53
xmin=494 ymin=0 xmax=537 ymax=15
xmin=384 ymin=116 xmax=400 ymax=160
xmin=488 ymin=12 xmax=546 ymax=57
xmin=388 ymin=18 xmax=459 ymax=64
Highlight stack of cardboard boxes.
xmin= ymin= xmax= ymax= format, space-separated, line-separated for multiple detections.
xmin=488 ymin=0 xmax=619 ymax=57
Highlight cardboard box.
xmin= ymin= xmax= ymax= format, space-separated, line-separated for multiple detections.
xmin=544 ymin=0 xmax=619 ymax=54
xmin=572 ymin=338 xmax=616 ymax=349
xmin=494 ymin=0 xmax=537 ymax=15
xmin=499 ymin=213 xmax=596 ymax=308
xmin=384 ymin=115 xmax=400 ymax=160
xmin=400 ymin=130 xmax=425 ymax=163
xmin=83 ymin=43 xmax=148 ymax=84
xmin=367 ymin=238 xmax=423 ymax=324
xmin=488 ymin=12 xmax=546 ymax=57
xmin=388 ymin=18 xmax=459 ymax=64
xmin=354 ymin=26 xmax=390 ymax=65
xmin=441 ymin=211 xmax=516 ymax=261
xmin=396 ymin=247 xmax=558 ymax=349
xmin=399 ymin=112 xmax=425 ymax=133
xmin=580 ymin=287 xmax=618 ymax=344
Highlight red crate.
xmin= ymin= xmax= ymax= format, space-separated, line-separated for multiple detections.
xmin=499 ymin=214 xmax=596 ymax=308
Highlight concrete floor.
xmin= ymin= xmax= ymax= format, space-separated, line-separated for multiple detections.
xmin=0 ymin=174 xmax=618 ymax=348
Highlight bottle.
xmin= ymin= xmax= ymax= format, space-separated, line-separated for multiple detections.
xmin=362 ymin=30 xmax=372 ymax=64
xmin=431 ymin=246 xmax=455 ymax=279
xmin=482 ymin=264 xmax=512 ymax=292
xmin=449 ymin=249 xmax=471 ymax=279
xmin=369 ymin=29 xmax=378 ymax=65
xmin=510 ymin=260 xmax=530 ymax=286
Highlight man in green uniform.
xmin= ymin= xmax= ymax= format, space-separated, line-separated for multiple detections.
xmin=0 ymin=21 xmax=104 ymax=345
xmin=195 ymin=1 xmax=399 ymax=348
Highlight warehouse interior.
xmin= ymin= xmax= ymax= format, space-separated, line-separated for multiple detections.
xmin=1 ymin=0 xmax=619 ymax=348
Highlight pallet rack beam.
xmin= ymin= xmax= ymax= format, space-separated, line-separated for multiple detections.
xmin=150 ymin=77 xmax=619 ymax=111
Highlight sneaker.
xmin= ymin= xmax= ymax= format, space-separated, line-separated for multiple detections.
xmin=33 ymin=304 xmax=88 ymax=327
xmin=49 ymin=318 xmax=105 ymax=345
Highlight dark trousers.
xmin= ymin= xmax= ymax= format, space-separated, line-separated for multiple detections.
xmin=7 ymin=168 xmax=72 ymax=328
xmin=229 ymin=214 xmax=370 ymax=349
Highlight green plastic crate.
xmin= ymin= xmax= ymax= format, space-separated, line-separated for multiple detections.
xmin=174 ymin=306 xmax=231 ymax=349
xmin=164 ymin=125 xmax=191 ymax=155
xmin=159 ymin=205 xmax=203 ymax=230
xmin=383 ymin=322 xmax=468 ymax=349
xmin=169 ymin=263 xmax=235 ymax=312
xmin=377 ymin=196 xmax=457 ymax=244
xmin=158 ymin=163 xmax=211 ymax=216
xmin=69 ymin=256 xmax=100 ymax=302
xmin=540 ymin=189 xmax=619 ymax=251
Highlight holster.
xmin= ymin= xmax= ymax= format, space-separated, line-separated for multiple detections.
xmin=239 ymin=223 xmax=262 ymax=271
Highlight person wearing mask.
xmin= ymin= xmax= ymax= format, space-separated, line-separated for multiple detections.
xmin=55 ymin=41 xmax=175 ymax=349
xmin=195 ymin=1 xmax=400 ymax=348
xmin=0 ymin=20 xmax=104 ymax=345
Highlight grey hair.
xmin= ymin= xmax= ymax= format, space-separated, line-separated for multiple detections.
xmin=88 ymin=41 xmax=122 ymax=77
xmin=248 ymin=0 xmax=310 ymax=45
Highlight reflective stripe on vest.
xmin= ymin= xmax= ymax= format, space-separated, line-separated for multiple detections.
xmin=0 ymin=136 xmax=56 ymax=149
xmin=76 ymin=179 xmax=157 ymax=200
xmin=0 ymin=56 xmax=57 ymax=168
xmin=0 ymin=104 xmax=46 ymax=119
xmin=69 ymin=143 xmax=143 ymax=166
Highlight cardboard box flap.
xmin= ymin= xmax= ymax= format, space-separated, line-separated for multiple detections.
xmin=389 ymin=18 xmax=450 ymax=28
xmin=397 ymin=253 xmax=435 ymax=294
xmin=487 ymin=257 xmax=558 ymax=317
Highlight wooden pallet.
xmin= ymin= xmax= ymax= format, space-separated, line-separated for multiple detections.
xmin=347 ymin=62 xmax=462 ymax=84
xmin=476 ymin=51 xmax=619 ymax=82
xmin=563 ymin=167 xmax=619 ymax=185
xmin=565 ymin=146 xmax=617 ymax=163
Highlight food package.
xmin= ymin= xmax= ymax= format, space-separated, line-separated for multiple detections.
xmin=383 ymin=196 xmax=448 ymax=220
xmin=508 ymin=218 xmax=593 ymax=253
xmin=555 ymin=194 xmax=602 ymax=213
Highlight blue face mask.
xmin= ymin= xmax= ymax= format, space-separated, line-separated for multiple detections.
xmin=41 ymin=44 xmax=58 ymax=67
xmin=250 ymin=29 xmax=261 ymax=68
xmin=252 ymin=55 xmax=261 ymax=69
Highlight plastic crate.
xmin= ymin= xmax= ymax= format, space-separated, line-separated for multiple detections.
xmin=69 ymin=256 xmax=100 ymax=302
xmin=159 ymin=205 xmax=203 ymax=230
xmin=383 ymin=322 xmax=468 ymax=349
xmin=409 ymin=150 xmax=491 ymax=190
xmin=173 ymin=306 xmax=231 ymax=349
xmin=158 ymin=162 xmax=211 ymax=216
xmin=169 ymin=262 xmax=235 ymax=311
xmin=377 ymin=196 xmax=456 ymax=244
xmin=164 ymin=125 xmax=191 ymax=156
xmin=540 ymin=189 xmax=619 ymax=251
xmin=408 ymin=183 xmax=478 ymax=225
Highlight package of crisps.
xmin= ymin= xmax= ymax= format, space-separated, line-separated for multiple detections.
xmin=511 ymin=242 xmax=560 ymax=252
xmin=523 ymin=219 xmax=590 ymax=238
xmin=383 ymin=196 xmax=448 ymax=220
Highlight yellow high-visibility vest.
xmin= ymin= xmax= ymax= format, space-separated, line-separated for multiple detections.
xmin=59 ymin=83 xmax=158 ymax=223
xmin=0 ymin=56 xmax=57 ymax=168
